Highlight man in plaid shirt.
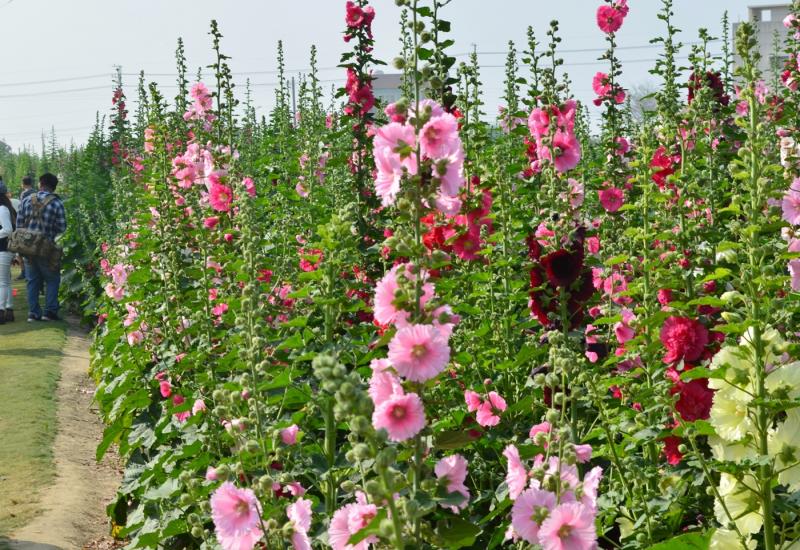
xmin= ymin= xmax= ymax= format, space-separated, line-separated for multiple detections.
xmin=16 ymin=173 xmax=66 ymax=321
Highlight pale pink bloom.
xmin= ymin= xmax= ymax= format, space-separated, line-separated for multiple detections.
xmin=784 ymin=13 xmax=798 ymax=28
xmin=574 ymin=444 xmax=593 ymax=463
xmin=434 ymin=454 xmax=470 ymax=511
xmin=387 ymin=324 xmax=450 ymax=382
xmin=782 ymin=185 xmax=800 ymax=224
xmin=464 ymin=390 xmax=481 ymax=412
xmin=580 ymin=466 xmax=603 ymax=512
xmin=529 ymin=421 xmax=552 ymax=441
xmin=206 ymin=466 xmax=219 ymax=481
xmin=368 ymin=358 xmax=404 ymax=406
xmin=503 ymin=445 xmax=529 ymax=500
xmin=755 ymin=80 xmax=769 ymax=104
xmin=790 ymin=238 xmax=800 ymax=253
xmin=210 ymin=482 xmax=264 ymax=550
xmin=123 ymin=303 xmax=138 ymax=327
xmin=287 ymin=498 xmax=312 ymax=550
xmin=567 ymin=179 xmax=584 ymax=209
xmin=242 ymin=177 xmax=256 ymax=197
xmin=328 ymin=493 xmax=379 ymax=550
xmin=432 ymin=304 xmax=459 ymax=339
xmin=476 ymin=391 xmax=507 ymax=427
xmin=434 ymin=192 xmax=462 ymax=216
xmin=372 ymin=392 xmax=426 ymax=442
xmin=598 ymin=187 xmax=624 ymax=212
xmin=286 ymin=482 xmax=306 ymax=497
xmin=281 ymin=424 xmax=300 ymax=445
xmin=511 ymin=488 xmax=557 ymax=544
xmin=295 ymin=182 xmax=309 ymax=198
xmin=420 ymin=113 xmax=461 ymax=159
xmin=209 ymin=182 xmax=233 ymax=212
xmin=373 ymin=123 xmax=418 ymax=206
xmin=192 ymin=399 xmax=207 ymax=415
xmin=790 ymin=259 xmax=800 ymax=291
xmin=538 ymin=502 xmax=597 ymax=550
xmin=410 ymin=98 xmax=445 ymax=119
xmin=109 ymin=263 xmax=130 ymax=287
xmin=373 ymin=264 xmax=433 ymax=327
xmin=127 ymin=330 xmax=144 ymax=346
xmin=438 ymin=148 xmax=466 ymax=197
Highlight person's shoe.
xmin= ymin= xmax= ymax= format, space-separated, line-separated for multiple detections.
xmin=5 ymin=309 xmax=13 ymax=322
xmin=27 ymin=313 xmax=40 ymax=323
xmin=42 ymin=312 xmax=60 ymax=322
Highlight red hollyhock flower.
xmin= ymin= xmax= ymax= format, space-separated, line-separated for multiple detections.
xmin=541 ymin=248 xmax=584 ymax=288
xmin=526 ymin=234 xmax=542 ymax=260
xmin=663 ymin=436 xmax=683 ymax=465
xmin=529 ymin=267 xmax=552 ymax=325
xmin=660 ymin=316 xmax=709 ymax=363
xmin=650 ymin=146 xmax=679 ymax=189
xmin=667 ymin=367 xmax=714 ymax=421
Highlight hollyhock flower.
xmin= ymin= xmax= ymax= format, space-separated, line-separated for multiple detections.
xmin=206 ymin=466 xmax=219 ymax=481
xmin=548 ymin=131 xmax=582 ymax=172
xmin=204 ymin=216 xmax=220 ymax=229
xmin=368 ymin=358 xmax=404 ymax=405
xmin=434 ymin=454 xmax=470 ymax=511
xmin=451 ymin=224 xmax=482 ymax=261
xmin=281 ymin=425 xmax=300 ymax=445
xmin=597 ymin=4 xmax=625 ymax=33
xmin=209 ymin=182 xmax=233 ymax=212
xmin=598 ymin=187 xmax=624 ymax=213
xmin=538 ymin=502 xmax=597 ymax=550
xmin=781 ymin=184 xmax=800 ymax=224
xmin=567 ymin=178 xmax=585 ymax=209
xmin=286 ymin=498 xmax=312 ymax=550
xmin=420 ymin=113 xmax=461 ymax=159
xmin=476 ymin=391 xmax=507 ymax=427
xmin=438 ymin=148 xmax=466 ymax=197
xmin=173 ymin=395 xmax=190 ymax=422
xmin=529 ymin=421 xmax=553 ymax=444
xmin=528 ymin=107 xmax=550 ymax=139
xmin=127 ymin=330 xmax=144 ymax=346
xmin=242 ymin=177 xmax=256 ymax=197
xmin=541 ymin=249 xmax=583 ymax=288
xmin=210 ymin=482 xmax=263 ymax=550
xmin=660 ymin=316 xmax=709 ymax=363
xmin=298 ymin=248 xmax=323 ymax=272
xmin=373 ymin=264 xmax=434 ymax=327
xmin=192 ymin=399 xmax=207 ymax=415
xmin=387 ymin=324 xmax=450 ymax=382
xmin=159 ymin=380 xmax=172 ymax=398
xmin=511 ymin=488 xmax=557 ymax=545
xmin=670 ymin=371 xmax=714 ymax=422
xmin=580 ymin=466 xmax=603 ymax=513
xmin=789 ymin=259 xmax=800 ymax=291
xmin=374 ymin=123 xmax=418 ymax=206
xmin=434 ymin=191 xmax=463 ymax=216
xmin=328 ymin=494 xmax=378 ymax=550
xmin=503 ymin=445 xmax=529 ymax=500
xmin=212 ymin=303 xmax=229 ymax=317
xmin=464 ymin=390 xmax=481 ymax=412
xmin=574 ymin=444 xmax=593 ymax=463
xmin=372 ymin=392 xmax=426 ymax=442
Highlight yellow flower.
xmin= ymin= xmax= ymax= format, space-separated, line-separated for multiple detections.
xmin=714 ymin=473 xmax=762 ymax=536
xmin=708 ymin=435 xmax=756 ymax=462
xmin=710 ymin=385 xmax=754 ymax=442
xmin=768 ymin=409 xmax=800 ymax=493
xmin=709 ymin=528 xmax=755 ymax=549
xmin=765 ymin=361 xmax=800 ymax=400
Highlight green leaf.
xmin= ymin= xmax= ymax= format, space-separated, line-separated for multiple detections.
xmin=679 ymin=367 xmax=725 ymax=381
xmin=277 ymin=332 xmax=304 ymax=350
xmin=604 ymin=254 xmax=628 ymax=267
xmin=436 ymin=516 xmax=482 ymax=549
xmin=435 ymin=430 xmax=476 ymax=450
xmin=701 ymin=268 xmax=731 ymax=283
xmin=645 ymin=531 xmax=711 ymax=550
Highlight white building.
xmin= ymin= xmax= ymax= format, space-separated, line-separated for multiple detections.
xmin=733 ymin=4 xmax=792 ymax=76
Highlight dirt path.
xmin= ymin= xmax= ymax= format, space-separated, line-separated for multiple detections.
xmin=3 ymin=320 xmax=121 ymax=550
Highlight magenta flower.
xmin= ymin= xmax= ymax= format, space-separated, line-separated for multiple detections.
xmin=435 ymin=454 xmax=471 ymax=511
xmin=538 ymin=502 xmax=597 ymax=550
xmin=596 ymin=4 xmax=625 ymax=33
xmin=475 ymin=391 xmax=507 ymax=427
xmin=373 ymin=263 xmax=434 ymax=327
xmin=372 ymin=392 xmax=426 ymax=442
xmin=209 ymin=482 xmax=263 ymax=550
xmin=420 ymin=113 xmax=461 ymax=159
xmin=281 ymin=425 xmax=299 ymax=445
xmin=551 ymin=131 xmax=582 ymax=173
xmin=209 ymin=182 xmax=233 ymax=212
xmin=387 ymin=323 xmax=451 ymax=382
xmin=598 ymin=187 xmax=624 ymax=213
xmin=511 ymin=488 xmax=557 ymax=544
xmin=503 ymin=444 xmax=529 ymax=500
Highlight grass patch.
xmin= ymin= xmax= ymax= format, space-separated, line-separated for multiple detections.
xmin=0 ymin=276 xmax=68 ymax=535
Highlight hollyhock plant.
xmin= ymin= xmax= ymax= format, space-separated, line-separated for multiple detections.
xmin=434 ymin=454 xmax=470 ymax=511
xmin=387 ymin=323 xmax=450 ymax=382
xmin=511 ymin=488 xmax=557 ymax=544
xmin=372 ymin=391 xmax=426 ymax=442
xmin=328 ymin=493 xmax=378 ymax=550
xmin=538 ymin=502 xmax=597 ymax=550
xmin=209 ymin=482 xmax=263 ymax=550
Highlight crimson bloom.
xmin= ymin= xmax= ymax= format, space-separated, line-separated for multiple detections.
xmin=660 ymin=316 xmax=709 ymax=363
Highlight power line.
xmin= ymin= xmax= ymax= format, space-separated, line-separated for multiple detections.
xmin=0 ymin=74 xmax=112 ymax=88
xmin=451 ymin=38 xmax=723 ymax=58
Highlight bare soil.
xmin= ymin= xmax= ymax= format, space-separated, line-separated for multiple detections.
xmin=1 ymin=320 xmax=122 ymax=550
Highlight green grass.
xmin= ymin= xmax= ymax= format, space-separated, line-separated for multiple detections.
xmin=0 ymin=275 xmax=67 ymax=535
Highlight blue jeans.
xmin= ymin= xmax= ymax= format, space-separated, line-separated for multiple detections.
xmin=25 ymin=257 xmax=60 ymax=317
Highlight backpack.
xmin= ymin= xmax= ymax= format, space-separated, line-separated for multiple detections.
xmin=8 ymin=194 xmax=63 ymax=267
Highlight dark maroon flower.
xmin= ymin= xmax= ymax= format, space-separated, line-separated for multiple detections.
xmin=541 ymin=248 xmax=583 ymax=288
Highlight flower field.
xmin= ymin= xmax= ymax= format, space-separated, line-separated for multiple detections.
xmin=7 ymin=0 xmax=800 ymax=548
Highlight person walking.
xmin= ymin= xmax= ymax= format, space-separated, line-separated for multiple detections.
xmin=14 ymin=176 xmax=33 ymax=280
xmin=0 ymin=180 xmax=17 ymax=323
xmin=16 ymin=173 xmax=66 ymax=322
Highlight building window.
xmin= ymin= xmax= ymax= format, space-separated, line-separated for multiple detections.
xmin=762 ymin=9 xmax=772 ymax=22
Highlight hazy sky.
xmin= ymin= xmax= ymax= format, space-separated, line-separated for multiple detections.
xmin=0 ymin=1 xmax=769 ymax=153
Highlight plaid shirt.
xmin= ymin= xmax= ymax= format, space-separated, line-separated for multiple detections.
xmin=16 ymin=191 xmax=67 ymax=241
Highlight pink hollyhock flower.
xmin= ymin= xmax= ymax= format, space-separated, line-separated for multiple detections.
xmin=298 ymin=248 xmax=323 ymax=272
xmin=173 ymin=395 xmax=190 ymax=422
xmin=782 ymin=185 xmax=800 ymax=224
xmin=755 ymin=80 xmax=768 ymax=104
xmin=373 ymin=122 xmax=417 ymax=206
xmin=159 ymin=380 xmax=172 ymax=398
xmin=420 ymin=113 xmax=461 ymax=159
xmin=597 ymin=4 xmax=624 ymax=33
xmin=127 ymin=330 xmax=144 ymax=346
xmin=592 ymin=72 xmax=611 ymax=97
xmin=464 ymin=390 xmax=481 ymax=412
xmin=372 ymin=392 xmax=426 ymax=442
xmin=511 ymin=488 xmax=557 ymax=544
xmin=212 ymin=303 xmax=229 ymax=317
xmin=574 ymin=444 xmax=593 ymax=463
xmin=586 ymin=236 xmax=600 ymax=254
xmin=242 ymin=177 xmax=256 ymax=197
xmin=434 ymin=192 xmax=463 ymax=216
xmin=580 ymin=466 xmax=603 ymax=513
xmin=476 ymin=391 xmax=507 ymax=427
xmin=328 ymin=493 xmax=378 ymax=550
xmin=368 ymin=358 xmax=404 ymax=406
xmin=503 ymin=444 xmax=529 ymax=500
xmin=387 ymin=323 xmax=451 ymax=382
xmin=538 ymin=502 xmax=597 ymax=550
xmin=287 ymin=498 xmax=312 ymax=550
xmin=789 ymin=259 xmax=800 ymax=291
xmin=528 ymin=107 xmax=550 ymax=139
xmin=192 ymin=399 xmax=207 ymax=415
xmin=204 ymin=216 xmax=220 ymax=229
xmin=435 ymin=454 xmax=471 ymax=511
xmin=529 ymin=421 xmax=552 ymax=444
xmin=432 ymin=304 xmax=459 ymax=339
xmin=598 ymin=187 xmax=624 ymax=212
xmin=281 ymin=424 xmax=300 ymax=445
xmin=206 ymin=466 xmax=219 ymax=481
xmin=450 ymin=224 xmax=482 ymax=261
xmin=438 ymin=148 xmax=466 ymax=197
xmin=295 ymin=182 xmax=309 ymax=198
xmin=549 ymin=131 xmax=582 ymax=172
xmin=210 ymin=482 xmax=263 ymax=550
xmin=209 ymin=183 xmax=233 ymax=212
xmin=660 ymin=316 xmax=709 ymax=363
xmin=373 ymin=263 xmax=434 ymax=327
xmin=567 ymin=178 xmax=584 ymax=209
